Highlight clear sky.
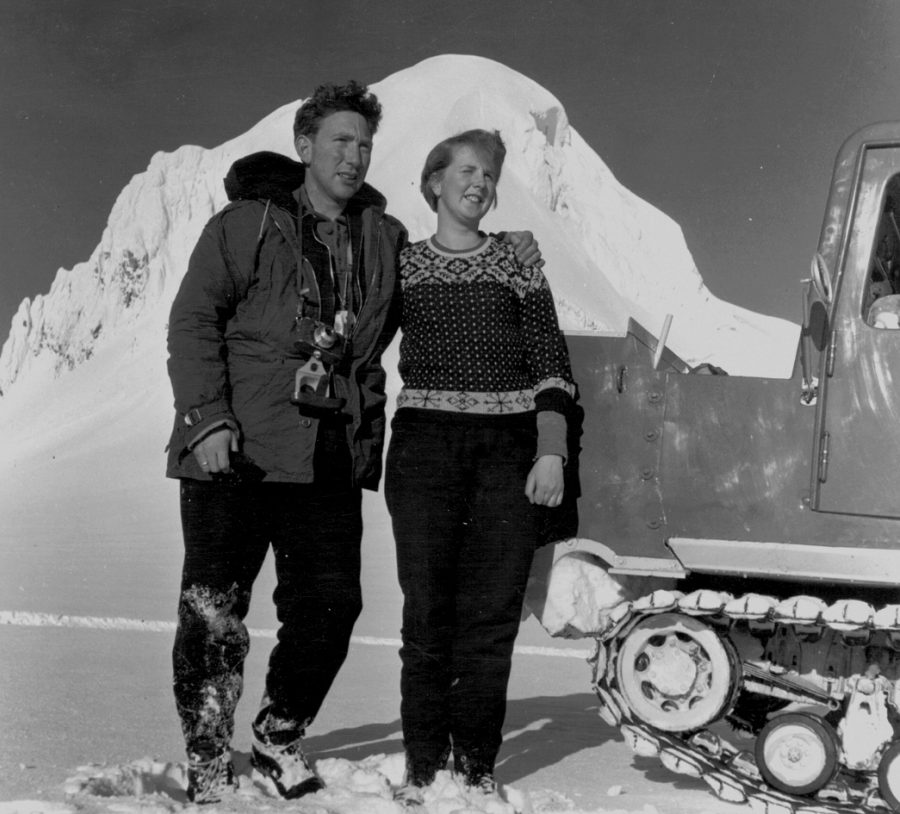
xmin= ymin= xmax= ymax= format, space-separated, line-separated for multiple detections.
xmin=3 ymin=0 xmax=900 ymax=336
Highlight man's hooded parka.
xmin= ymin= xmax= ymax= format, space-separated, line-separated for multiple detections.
xmin=165 ymin=151 xmax=406 ymax=489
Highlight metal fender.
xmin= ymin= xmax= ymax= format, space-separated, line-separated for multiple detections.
xmin=523 ymin=538 xmax=670 ymax=638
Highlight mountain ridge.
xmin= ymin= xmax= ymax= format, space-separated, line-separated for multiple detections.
xmin=0 ymin=54 xmax=799 ymax=405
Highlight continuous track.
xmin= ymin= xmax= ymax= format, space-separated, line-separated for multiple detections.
xmin=592 ymin=588 xmax=900 ymax=814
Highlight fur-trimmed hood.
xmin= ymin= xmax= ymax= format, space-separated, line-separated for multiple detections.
xmin=223 ymin=151 xmax=387 ymax=213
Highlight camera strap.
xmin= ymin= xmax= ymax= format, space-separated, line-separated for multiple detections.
xmin=332 ymin=218 xmax=358 ymax=339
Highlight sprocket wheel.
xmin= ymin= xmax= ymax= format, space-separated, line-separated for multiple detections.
xmin=755 ymin=712 xmax=839 ymax=796
xmin=614 ymin=612 xmax=740 ymax=733
xmin=878 ymin=740 xmax=900 ymax=812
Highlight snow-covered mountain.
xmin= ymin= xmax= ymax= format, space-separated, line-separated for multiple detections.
xmin=0 ymin=54 xmax=798 ymax=430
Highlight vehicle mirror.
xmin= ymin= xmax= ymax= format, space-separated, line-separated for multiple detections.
xmin=808 ymin=300 xmax=829 ymax=351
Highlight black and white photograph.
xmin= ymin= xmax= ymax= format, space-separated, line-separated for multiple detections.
xmin=3 ymin=3 xmax=900 ymax=813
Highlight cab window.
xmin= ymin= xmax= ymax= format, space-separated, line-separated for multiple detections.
xmin=863 ymin=175 xmax=900 ymax=328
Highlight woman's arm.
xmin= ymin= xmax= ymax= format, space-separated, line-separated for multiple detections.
xmin=518 ymin=261 xmax=577 ymax=506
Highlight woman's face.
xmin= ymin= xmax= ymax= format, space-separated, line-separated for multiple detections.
xmin=432 ymin=144 xmax=497 ymax=229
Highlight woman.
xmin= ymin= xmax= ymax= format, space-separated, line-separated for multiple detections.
xmin=385 ymin=129 xmax=576 ymax=803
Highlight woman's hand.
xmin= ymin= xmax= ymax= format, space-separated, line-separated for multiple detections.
xmin=525 ymin=454 xmax=565 ymax=506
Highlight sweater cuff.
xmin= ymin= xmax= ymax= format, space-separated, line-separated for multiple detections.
xmin=536 ymin=410 xmax=568 ymax=461
xmin=534 ymin=385 xmax=574 ymax=414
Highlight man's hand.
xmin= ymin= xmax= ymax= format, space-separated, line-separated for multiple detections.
xmin=193 ymin=427 xmax=239 ymax=474
xmin=504 ymin=230 xmax=544 ymax=268
xmin=525 ymin=454 xmax=564 ymax=506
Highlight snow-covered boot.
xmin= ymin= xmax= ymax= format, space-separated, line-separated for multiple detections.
xmin=393 ymin=749 xmax=448 ymax=807
xmin=251 ymin=729 xmax=323 ymax=798
xmin=466 ymin=771 xmax=498 ymax=795
xmin=455 ymin=751 xmax=498 ymax=795
xmin=393 ymin=781 xmax=426 ymax=807
xmin=250 ymin=706 xmax=324 ymax=798
xmin=185 ymin=750 xmax=236 ymax=803
xmin=394 ymin=747 xmax=450 ymax=808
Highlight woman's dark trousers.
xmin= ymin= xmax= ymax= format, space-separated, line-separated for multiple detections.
xmin=385 ymin=409 xmax=540 ymax=776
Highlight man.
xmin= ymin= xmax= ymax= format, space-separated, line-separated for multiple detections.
xmin=165 ymin=80 xmax=541 ymax=803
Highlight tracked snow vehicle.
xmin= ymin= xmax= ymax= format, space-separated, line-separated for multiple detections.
xmin=539 ymin=123 xmax=900 ymax=813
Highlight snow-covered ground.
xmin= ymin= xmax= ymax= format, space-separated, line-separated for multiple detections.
xmin=0 ymin=402 xmax=738 ymax=814
xmin=0 ymin=489 xmax=741 ymax=814
xmin=0 ymin=364 xmax=742 ymax=814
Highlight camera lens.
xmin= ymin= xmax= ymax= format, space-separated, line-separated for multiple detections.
xmin=313 ymin=324 xmax=338 ymax=349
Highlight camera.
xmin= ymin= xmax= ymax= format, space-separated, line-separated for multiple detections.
xmin=293 ymin=316 xmax=346 ymax=367
xmin=291 ymin=316 xmax=348 ymax=412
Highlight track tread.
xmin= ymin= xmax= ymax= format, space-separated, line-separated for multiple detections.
xmin=594 ymin=590 xmax=897 ymax=814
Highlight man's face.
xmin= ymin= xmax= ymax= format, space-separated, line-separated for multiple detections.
xmin=295 ymin=111 xmax=373 ymax=215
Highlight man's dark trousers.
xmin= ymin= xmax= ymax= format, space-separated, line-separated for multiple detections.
xmin=172 ymin=424 xmax=362 ymax=755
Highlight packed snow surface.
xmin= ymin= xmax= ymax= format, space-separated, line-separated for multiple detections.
xmin=56 ymin=753 xmax=607 ymax=814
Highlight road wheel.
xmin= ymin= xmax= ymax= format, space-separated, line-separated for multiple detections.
xmin=755 ymin=713 xmax=839 ymax=796
xmin=878 ymin=740 xmax=900 ymax=812
xmin=614 ymin=612 xmax=739 ymax=732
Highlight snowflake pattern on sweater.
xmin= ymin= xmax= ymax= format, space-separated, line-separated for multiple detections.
xmin=396 ymin=236 xmax=575 ymax=414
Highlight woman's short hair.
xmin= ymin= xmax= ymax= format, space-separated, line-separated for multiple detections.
xmin=294 ymin=80 xmax=382 ymax=139
xmin=420 ymin=129 xmax=506 ymax=212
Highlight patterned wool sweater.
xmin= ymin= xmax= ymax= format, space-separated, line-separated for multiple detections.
xmin=396 ymin=236 xmax=575 ymax=452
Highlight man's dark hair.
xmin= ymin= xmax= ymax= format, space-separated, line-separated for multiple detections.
xmin=293 ymin=80 xmax=382 ymax=139
xmin=420 ymin=129 xmax=506 ymax=213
